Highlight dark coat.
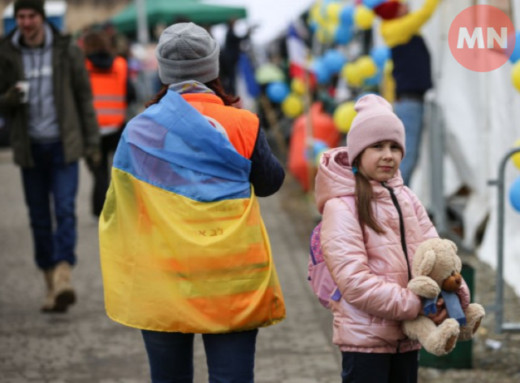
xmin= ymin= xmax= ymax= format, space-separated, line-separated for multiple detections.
xmin=0 ymin=23 xmax=99 ymax=167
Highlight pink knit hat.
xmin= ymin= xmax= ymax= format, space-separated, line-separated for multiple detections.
xmin=346 ymin=94 xmax=405 ymax=163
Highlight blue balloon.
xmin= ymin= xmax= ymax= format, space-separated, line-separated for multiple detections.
xmin=509 ymin=176 xmax=520 ymax=212
xmin=323 ymin=50 xmax=347 ymax=74
xmin=362 ymin=0 xmax=386 ymax=9
xmin=266 ymin=82 xmax=290 ymax=103
xmin=340 ymin=5 xmax=355 ymax=26
xmin=508 ymin=31 xmax=520 ymax=64
xmin=371 ymin=46 xmax=391 ymax=68
xmin=309 ymin=21 xmax=318 ymax=33
xmin=335 ymin=24 xmax=354 ymax=45
xmin=364 ymin=72 xmax=382 ymax=87
xmin=312 ymin=59 xmax=331 ymax=84
xmin=306 ymin=139 xmax=329 ymax=160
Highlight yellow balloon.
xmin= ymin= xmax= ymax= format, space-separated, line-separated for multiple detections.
xmin=326 ymin=2 xmax=342 ymax=23
xmin=333 ymin=101 xmax=357 ymax=133
xmin=354 ymin=6 xmax=375 ymax=30
xmin=282 ymin=94 xmax=304 ymax=118
xmin=341 ymin=63 xmax=363 ymax=88
xmin=357 ymin=56 xmax=378 ymax=78
xmin=512 ymin=61 xmax=520 ymax=92
xmin=316 ymin=24 xmax=335 ymax=44
xmin=309 ymin=3 xmax=322 ymax=23
xmin=291 ymin=78 xmax=306 ymax=95
xmin=512 ymin=138 xmax=520 ymax=169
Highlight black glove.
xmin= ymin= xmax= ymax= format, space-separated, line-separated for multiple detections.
xmin=85 ymin=148 xmax=102 ymax=172
xmin=2 ymin=85 xmax=24 ymax=107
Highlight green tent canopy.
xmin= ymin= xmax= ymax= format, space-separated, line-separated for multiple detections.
xmin=111 ymin=0 xmax=247 ymax=35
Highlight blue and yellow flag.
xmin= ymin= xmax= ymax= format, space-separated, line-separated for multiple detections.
xmin=99 ymin=91 xmax=285 ymax=333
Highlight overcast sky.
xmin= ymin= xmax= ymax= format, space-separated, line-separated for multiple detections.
xmin=205 ymin=0 xmax=315 ymax=45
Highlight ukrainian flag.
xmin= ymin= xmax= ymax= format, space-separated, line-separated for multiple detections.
xmin=99 ymin=91 xmax=285 ymax=333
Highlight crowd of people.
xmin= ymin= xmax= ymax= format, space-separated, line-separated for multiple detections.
xmin=0 ymin=1 xmax=473 ymax=382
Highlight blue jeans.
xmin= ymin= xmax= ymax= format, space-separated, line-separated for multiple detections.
xmin=141 ymin=329 xmax=258 ymax=383
xmin=394 ymin=99 xmax=425 ymax=186
xmin=21 ymin=142 xmax=78 ymax=270
xmin=341 ymin=350 xmax=418 ymax=383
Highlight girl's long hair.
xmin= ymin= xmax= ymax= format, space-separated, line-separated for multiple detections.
xmin=144 ymin=78 xmax=239 ymax=108
xmin=353 ymin=158 xmax=385 ymax=234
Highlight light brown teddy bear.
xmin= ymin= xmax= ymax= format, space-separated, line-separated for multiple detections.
xmin=402 ymin=238 xmax=486 ymax=356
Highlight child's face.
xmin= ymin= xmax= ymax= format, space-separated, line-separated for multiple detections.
xmin=359 ymin=140 xmax=403 ymax=182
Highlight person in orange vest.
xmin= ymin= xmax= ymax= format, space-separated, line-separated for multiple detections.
xmin=99 ymin=22 xmax=285 ymax=382
xmin=82 ymin=29 xmax=136 ymax=217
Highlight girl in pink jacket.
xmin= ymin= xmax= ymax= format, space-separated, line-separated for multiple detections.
xmin=315 ymin=94 xmax=461 ymax=382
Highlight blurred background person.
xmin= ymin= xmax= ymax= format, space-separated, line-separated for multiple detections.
xmin=82 ymin=29 xmax=135 ymax=217
xmin=220 ymin=18 xmax=256 ymax=96
xmin=374 ymin=0 xmax=439 ymax=186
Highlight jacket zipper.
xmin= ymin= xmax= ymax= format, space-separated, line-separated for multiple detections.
xmin=382 ymin=183 xmax=412 ymax=353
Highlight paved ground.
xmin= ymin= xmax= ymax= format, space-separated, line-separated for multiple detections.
xmin=1 ymin=147 xmax=519 ymax=382
xmin=0 ymin=148 xmax=339 ymax=383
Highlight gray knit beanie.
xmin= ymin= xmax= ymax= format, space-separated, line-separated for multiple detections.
xmin=155 ymin=22 xmax=220 ymax=84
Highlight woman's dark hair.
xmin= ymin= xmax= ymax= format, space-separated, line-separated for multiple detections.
xmin=144 ymin=78 xmax=239 ymax=108
xmin=352 ymin=157 xmax=385 ymax=234
xmin=82 ymin=30 xmax=113 ymax=56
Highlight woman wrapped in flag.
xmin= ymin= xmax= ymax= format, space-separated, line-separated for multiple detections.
xmin=99 ymin=22 xmax=286 ymax=382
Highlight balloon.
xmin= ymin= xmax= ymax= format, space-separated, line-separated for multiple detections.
xmin=307 ymin=139 xmax=329 ymax=160
xmin=309 ymin=3 xmax=323 ymax=24
xmin=362 ymin=0 xmax=386 ymax=9
xmin=291 ymin=78 xmax=306 ymax=95
xmin=326 ymin=2 xmax=342 ymax=22
xmin=312 ymin=59 xmax=332 ymax=84
xmin=308 ymin=20 xmax=318 ymax=33
xmin=333 ymin=101 xmax=357 ymax=133
xmin=335 ymin=24 xmax=354 ymax=45
xmin=354 ymin=6 xmax=375 ymax=30
xmin=508 ymin=31 xmax=520 ymax=63
xmin=266 ymin=81 xmax=290 ymax=103
xmin=316 ymin=23 xmax=336 ymax=44
xmin=509 ymin=176 xmax=520 ymax=212
xmin=511 ymin=138 xmax=520 ymax=169
xmin=323 ymin=49 xmax=347 ymax=74
xmin=340 ymin=5 xmax=355 ymax=26
xmin=512 ymin=60 xmax=520 ymax=92
xmin=315 ymin=147 xmax=329 ymax=167
xmin=371 ymin=45 xmax=391 ymax=68
xmin=255 ymin=63 xmax=285 ymax=84
xmin=282 ymin=94 xmax=304 ymax=118
xmin=357 ymin=55 xmax=378 ymax=78
xmin=341 ymin=63 xmax=363 ymax=87
xmin=364 ymin=72 xmax=382 ymax=87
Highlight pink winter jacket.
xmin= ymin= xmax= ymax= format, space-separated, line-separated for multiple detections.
xmin=315 ymin=147 xmax=440 ymax=353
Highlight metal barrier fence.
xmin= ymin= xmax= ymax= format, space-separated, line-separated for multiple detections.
xmin=487 ymin=147 xmax=520 ymax=334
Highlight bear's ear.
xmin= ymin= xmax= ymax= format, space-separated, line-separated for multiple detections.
xmin=447 ymin=239 xmax=457 ymax=253
xmin=445 ymin=239 xmax=461 ymax=271
xmin=415 ymin=249 xmax=437 ymax=276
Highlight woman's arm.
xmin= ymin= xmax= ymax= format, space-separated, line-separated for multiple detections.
xmin=249 ymin=128 xmax=285 ymax=196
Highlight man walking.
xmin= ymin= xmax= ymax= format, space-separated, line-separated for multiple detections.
xmin=0 ymin=0 xmax=100 ymax=313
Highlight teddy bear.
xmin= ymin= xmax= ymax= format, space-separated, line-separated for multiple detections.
xmin=402 ymin=238 xmax=486 ymax=356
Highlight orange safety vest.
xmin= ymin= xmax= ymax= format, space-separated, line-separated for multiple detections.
xmin=86 ymin=56 xmax=128 ymax=131
xmin=182 ymin=93 xmax=258 ymax=159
